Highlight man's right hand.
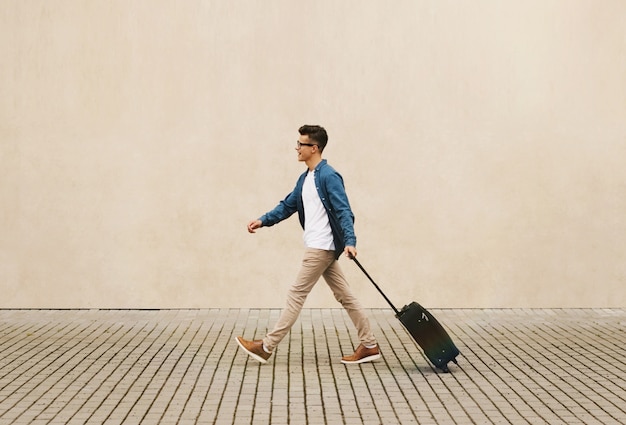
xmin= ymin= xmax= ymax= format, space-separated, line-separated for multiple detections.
xmin=247 ymin=220 xmax=262 ymax=233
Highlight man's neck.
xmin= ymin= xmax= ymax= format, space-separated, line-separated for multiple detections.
xmin=306 ymin=157 xmax=323 ymax=171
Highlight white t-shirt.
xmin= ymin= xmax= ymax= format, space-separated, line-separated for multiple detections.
xmin=302 ymin=170 xmax=335 ymax=250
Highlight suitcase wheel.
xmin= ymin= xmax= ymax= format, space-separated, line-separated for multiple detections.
xmin=436 ymin=357 xmax=458 ymax=373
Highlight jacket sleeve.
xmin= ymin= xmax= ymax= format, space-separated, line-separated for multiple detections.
xmin=259 ymin=188 xmax=298 ymax=227
xmin=325 ymin=172 xmax=357 ymax=247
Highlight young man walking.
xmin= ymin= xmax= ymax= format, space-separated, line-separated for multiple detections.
xmin=236 ymin=125 xmax=380 ymax=365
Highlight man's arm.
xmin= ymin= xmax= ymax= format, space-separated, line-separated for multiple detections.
xmin=259 ymin=189 xmax=298 ymax=226
xmin=248 ymin=184 xmax=299 ymax=234
xmin=325 ymin=172 xmax=356 ymax=247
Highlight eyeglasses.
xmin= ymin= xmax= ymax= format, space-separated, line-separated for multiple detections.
xmin=296 ymin=141 xmax=317 ymax=148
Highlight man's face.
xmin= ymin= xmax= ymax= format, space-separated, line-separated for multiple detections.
xmin=295 ymin=135 xmax=317 ymax=162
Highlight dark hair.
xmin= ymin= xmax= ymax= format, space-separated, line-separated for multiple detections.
xmin=298 ymin=125 xmax=328 ymax=152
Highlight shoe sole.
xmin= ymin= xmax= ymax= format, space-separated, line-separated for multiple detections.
xmin=235 ymin=337 xmax=269 ymax=364
xmin=341 ymin=353 xmax=381 ymax=365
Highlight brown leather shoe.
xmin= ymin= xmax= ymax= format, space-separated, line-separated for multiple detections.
xmin=341 ymin=343 xmax=381 ymax=364
xmin=235 ymin=336 xmax=272 ymax=364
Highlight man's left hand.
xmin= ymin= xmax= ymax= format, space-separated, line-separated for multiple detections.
xmin=344 ymin=246 xmax=357 ymax=259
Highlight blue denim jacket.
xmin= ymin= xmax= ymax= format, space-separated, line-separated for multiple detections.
xmin=259 ymin=159 xmax=356 ymax=259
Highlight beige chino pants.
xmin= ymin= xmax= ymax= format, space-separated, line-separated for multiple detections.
xmin=263 ymin=248 xmax=377 ymax=351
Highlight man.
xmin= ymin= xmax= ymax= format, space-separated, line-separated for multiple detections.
xmin=236 ymin=125 xmax=380 ymax=365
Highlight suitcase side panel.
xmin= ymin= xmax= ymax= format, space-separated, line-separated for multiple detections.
xmin=396 ymin=302 xmax=460 ymax=370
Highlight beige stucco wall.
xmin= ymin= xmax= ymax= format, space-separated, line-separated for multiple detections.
xmin=1 ymin=1 xmax=625 ymax=308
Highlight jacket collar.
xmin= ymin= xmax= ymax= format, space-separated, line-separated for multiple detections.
xmin=312 ymin=159 xmax=327 ymax=172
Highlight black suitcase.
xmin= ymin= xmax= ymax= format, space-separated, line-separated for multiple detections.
xmin=353 ymin=258 xmax=460 ymax=372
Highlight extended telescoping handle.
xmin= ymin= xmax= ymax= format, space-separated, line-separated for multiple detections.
xmin=351 ymin=257 xmax=400 ymax=315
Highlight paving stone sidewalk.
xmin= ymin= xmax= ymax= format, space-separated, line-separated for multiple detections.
xmin=0 ymin=308 xmax=624 ymax=424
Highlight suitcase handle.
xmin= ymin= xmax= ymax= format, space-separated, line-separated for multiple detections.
xmin=351 ymin=257 xmax=400 ymax=315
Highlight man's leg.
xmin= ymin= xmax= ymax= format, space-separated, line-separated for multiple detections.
xmin=263 ymin=248 xmax=333 ymax=351
xmin=323 ymin=258 xmax=377 ymax=347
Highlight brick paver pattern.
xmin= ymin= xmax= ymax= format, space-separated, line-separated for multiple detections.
xmin=0 ymin=309 xmax=624 ymax=424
